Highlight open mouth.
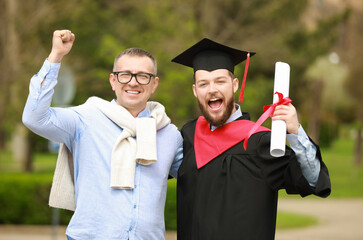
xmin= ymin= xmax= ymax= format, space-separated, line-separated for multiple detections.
xmin=208 ymin=98 xmax=223 ymax=110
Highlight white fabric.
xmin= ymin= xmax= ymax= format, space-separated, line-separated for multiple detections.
xmin=49 ymin=143 xmax=75 ymax=211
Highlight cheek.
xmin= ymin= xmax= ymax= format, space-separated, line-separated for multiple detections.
xmin=194 ymin=87 xmax=207 ymax=99
xmin=196 ymin=92 xmax=207 ymax=104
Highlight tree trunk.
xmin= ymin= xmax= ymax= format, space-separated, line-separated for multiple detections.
xmin=5 ymin=0 xmax=34 ymax=172
xmin=354 ymin=127 xmax=362 ymax=165
xmin=308 ymin=80 xmax=323 ymax=144
xmin=12 ymin=124 xmax=33 ymax=172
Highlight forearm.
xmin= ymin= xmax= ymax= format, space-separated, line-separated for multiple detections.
xmin=22 ymin=60 xmax=75 ymax=145
xmin=169 ymin=132 xmax=183 ymax=178
xmin=23 ymin=59 xmax=60 ymax=124
xmin=287 ymin=125 xmax=321 ymax=187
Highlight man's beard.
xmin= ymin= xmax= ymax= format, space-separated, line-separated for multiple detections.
xmin=198 ymin=96 xmax=235 ymax=127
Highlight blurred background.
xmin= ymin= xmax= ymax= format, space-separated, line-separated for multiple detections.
xmin=0 ymin=0 xmax=362 ymax=236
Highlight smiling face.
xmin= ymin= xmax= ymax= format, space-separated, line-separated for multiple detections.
xmin=193 ymin=69 xmax=239 ymax=127
xmin=110 ymin=55 xmax=159 ymax=117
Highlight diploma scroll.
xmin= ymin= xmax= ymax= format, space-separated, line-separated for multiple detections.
xmin=270 ymin=62 xmax=290 ymax=157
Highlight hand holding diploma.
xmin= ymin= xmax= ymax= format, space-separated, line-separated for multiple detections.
xmin=243 ymin=62 xmax=299 ymax=153
xmin=271 ymin=103 xmax=299 ymax=135
xmin=270 ymin=62 xmax=299 ymax=157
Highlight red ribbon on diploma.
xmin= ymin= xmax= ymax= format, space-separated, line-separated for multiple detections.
xmin=243 ymin=92 xmax=292 ymax=150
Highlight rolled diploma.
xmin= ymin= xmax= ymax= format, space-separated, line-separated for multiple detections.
xmin=270 ymin=62 xmax=290 ymax=157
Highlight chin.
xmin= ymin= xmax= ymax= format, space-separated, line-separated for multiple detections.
xmin=199 ymin=101 xmax=235 ymax=127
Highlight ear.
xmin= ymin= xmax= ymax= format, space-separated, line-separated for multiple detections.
xmin=110 ymin=73 xmax=116 ymax=91
xmin=232 ymin=78 xmax=239 ymax=94
xmin=151 ymin=77 xmax=159 ymax=94
xmin=192 ymin=84 xmax=197 ymax=97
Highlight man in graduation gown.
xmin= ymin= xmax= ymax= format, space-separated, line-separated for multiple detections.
xmin=171 ymin=38 xmax=331 ymax=240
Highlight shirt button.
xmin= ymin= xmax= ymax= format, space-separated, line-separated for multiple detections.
xmin=129 ymin=227 xmax=132 ymax=231
xmin=134 ymin=205 xmax=137 ymax=208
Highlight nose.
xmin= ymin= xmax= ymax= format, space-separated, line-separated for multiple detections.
xmin=128 ymin=75 xmax=138 ymax=86
xmin=208 ymin=82 xmax=218 ymax=93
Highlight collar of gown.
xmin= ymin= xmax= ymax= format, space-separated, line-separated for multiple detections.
xmin=194 ymin=116 xmax=270 ymax=169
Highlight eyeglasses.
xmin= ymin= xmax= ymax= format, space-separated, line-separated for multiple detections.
xmin=112 ymin=71 xmax=155 ymax=85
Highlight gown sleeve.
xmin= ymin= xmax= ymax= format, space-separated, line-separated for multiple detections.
xmin=249 ymin=132 xmax=331 ymax=198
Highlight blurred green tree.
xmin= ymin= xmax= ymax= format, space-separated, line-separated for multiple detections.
xmin=0 ymin=0 xmax=350 ymax=171
xmin=340 ymin=6 xmax=363 ymax=165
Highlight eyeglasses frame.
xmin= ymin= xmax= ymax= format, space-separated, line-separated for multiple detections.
xmin=112 ymin=71 xmax=156 ymax=85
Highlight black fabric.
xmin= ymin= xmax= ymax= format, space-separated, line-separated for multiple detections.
xmin=177 ymin=114 xmax=331 ymax=240
xmin=171 ymin=38 xmax=255 ymax=73
xmin=193 ymin=50 xmax=235 ymax=73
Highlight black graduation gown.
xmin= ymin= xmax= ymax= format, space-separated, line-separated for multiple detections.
xmin=177 ymin=114 xmax=331 ymax=240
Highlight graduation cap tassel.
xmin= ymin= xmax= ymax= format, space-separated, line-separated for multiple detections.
xmin=238 ymin=52 xmax=250 ymax=103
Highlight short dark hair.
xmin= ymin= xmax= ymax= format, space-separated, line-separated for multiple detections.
xmin=113 ymin=48 xmax=157 ymax=74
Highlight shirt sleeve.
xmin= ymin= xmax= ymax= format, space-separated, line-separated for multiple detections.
xmin=169 ymin=131 xmax=184 ymax=178
xmin=22 ymin=59 xmax=80 ymax=150
xmin=286 ymin=125 xmax=320 ymax=187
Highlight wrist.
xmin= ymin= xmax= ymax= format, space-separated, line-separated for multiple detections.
xmin=289 ymin=123 xmax=300 ymax=135
xmin=48 ymin=51 xmax=64 ymax=63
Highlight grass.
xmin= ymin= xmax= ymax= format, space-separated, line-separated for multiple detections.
xmin=276 ymin=211 xmax=318 ymax=229
xmin=1 ymin=133 xmax=362 ymax=229
xmin=320 ymin=137 xmax=363 ymax=198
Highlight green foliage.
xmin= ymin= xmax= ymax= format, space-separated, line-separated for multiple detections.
xmin=0 ymin=170 xmax=178 ymax=228
xmin=155 ymin=68 xmax=199 ymax=128
xmin=276 ymin=211 xmax=318 ymax=229
xmin=0 ymin=173 xmax=72 ymax=225
xmin=321 ymin=135 xmax=363 ymax=198
xmin=319 ymin=121 xmax=339 ymax=148
xmin=1 ymin=0 xmax=348 ymax=151
xmin=165 ymin=179 xmax=177 ymax=230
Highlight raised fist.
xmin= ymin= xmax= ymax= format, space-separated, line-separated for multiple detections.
xmin=48 ymin=30 xmax=76 ymax=63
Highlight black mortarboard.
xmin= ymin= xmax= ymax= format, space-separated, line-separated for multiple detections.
xmin=171 ymin=38 xmax=255 ymax=74
xmin=171 ymin=38 xmax=255 ymax=102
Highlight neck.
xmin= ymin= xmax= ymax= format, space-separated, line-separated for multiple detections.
xmin=117 ymin=100 xmax=145 ymax=118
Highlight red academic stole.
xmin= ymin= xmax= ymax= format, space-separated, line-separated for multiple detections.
xmin=194 ymin=116 xmax=270 ymax=169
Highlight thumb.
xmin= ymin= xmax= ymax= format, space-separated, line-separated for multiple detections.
xmin=59 ymin=30 xmax=75 ymax=42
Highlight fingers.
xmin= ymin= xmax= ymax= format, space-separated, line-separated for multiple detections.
xmin=271 ymin=103 xmax=299 ymax=134
xmin=272 ymin=104 xmax=295 ymax=117
xmin=54 ymin=30 xmax=75 ymax=43
xmin=48 ymin=30 xmax=75 ymax=63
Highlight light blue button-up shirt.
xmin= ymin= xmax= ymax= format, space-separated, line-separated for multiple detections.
xmin=22 ymin=60 xmax=183 ymax=240
xmin=211 ymin=105 xmax=320 ymax=187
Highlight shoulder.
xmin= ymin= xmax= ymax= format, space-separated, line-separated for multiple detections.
xmin=158 ymin=123 xmax=181 ymax=140
xmin=157 ymin=123 xmax=183 ymax=150
xmin=159 ymin=122 xmax=178 ymax=133
xmin=181 ymin=118 xmax=198 ymax=135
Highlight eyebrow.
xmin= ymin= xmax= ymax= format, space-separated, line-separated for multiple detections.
xmin=215 ymin=76 xmax=229 ymax=80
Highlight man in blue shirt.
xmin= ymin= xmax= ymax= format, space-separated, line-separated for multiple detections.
xmin=23 ymin=30 xmax=183 ymax=240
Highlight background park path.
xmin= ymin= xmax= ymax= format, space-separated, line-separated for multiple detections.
xmin=276 ymin=198 xmax=363 ymax=240
xmin=0 ymin=198 xmax=362 ymax=240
